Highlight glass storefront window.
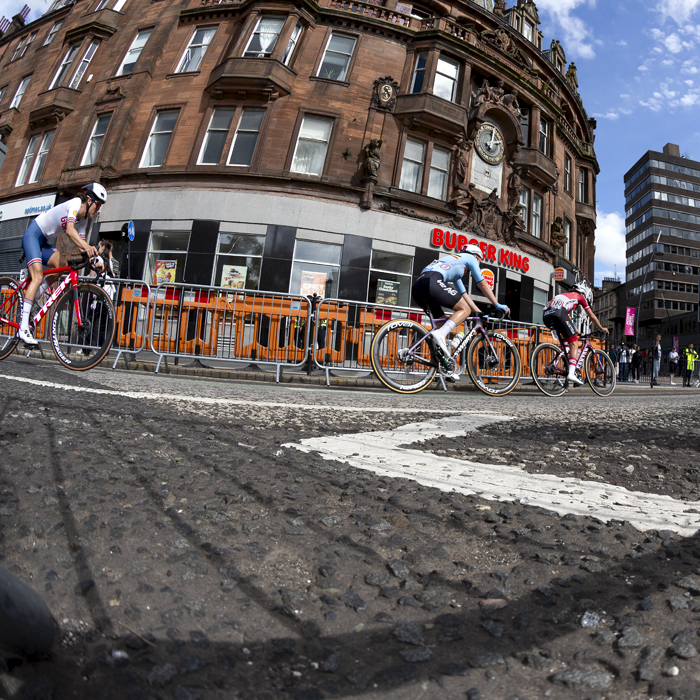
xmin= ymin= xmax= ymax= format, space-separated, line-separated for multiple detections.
xmin=532 ymin=287 xmax=548 ymax=325
xmin=213 ymin=233 xmax=265 ymax=289
xmin=368 ymin=250 xmax=412 ymax=306
xmin=145 ymin=230 xmax=189 ymax=284
xmin=290 ymin=240 xmax=341 ymax=298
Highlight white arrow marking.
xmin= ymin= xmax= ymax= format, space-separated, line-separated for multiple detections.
xmin=285 ymin=414 xmax=700 ymax=536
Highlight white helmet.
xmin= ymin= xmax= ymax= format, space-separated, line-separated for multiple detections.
xmin=458 ymin=243 xmax=484 ymax=260
xmin=82 ymin=182 xmax=107 ymax=204
xmin=573 ymin=282 xmax=592 ymax=302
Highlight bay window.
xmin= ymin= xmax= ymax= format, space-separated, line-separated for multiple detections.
xmin=244 ymin=16 xmax=285 ymax=57
xmin=433 ymin=55 xmax=458 ymax=102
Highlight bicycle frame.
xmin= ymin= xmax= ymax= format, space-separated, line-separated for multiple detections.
xmin=0 ymin=266 xmax=82 ymax=332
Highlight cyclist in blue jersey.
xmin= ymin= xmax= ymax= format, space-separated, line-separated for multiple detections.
xmin=412 ymin=243 xmax=510 ymax=365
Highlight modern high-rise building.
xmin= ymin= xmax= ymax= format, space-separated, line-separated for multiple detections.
xmin=624 ymin=143 xmax=700 ymax=339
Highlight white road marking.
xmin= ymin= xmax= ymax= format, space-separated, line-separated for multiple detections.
xmin=0 ymin=373 xmax=459 ymax=414
xmin=286 ymin=415 xmax=700 ymax=536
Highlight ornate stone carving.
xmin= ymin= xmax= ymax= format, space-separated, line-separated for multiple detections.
xmin=360 ymin=139 xmax=382 ymax=209
xmin=370 ymin=76 xmax=399 ymax=112
xmin=507 ymin=166 xmax=523 ymax=208
xmin=471 ymin=80 xmax=523 ymax=120
xmin=502 ymin=205 xmax=526 ymax=245
xmin=96 ymin=85 xmax=126 ymax=104
xmin=451 ymin=137 xmax=472 ymax=194
xmin=28 ymin=108 xmax=67 ymax=131
xmin=550 ymin=216 xmax=567 ymax=249
xmin=478 ymin=26 xmax=533 ymax=70
xmin=494 ymin=0 xmax=506 ymax=17
xmin=502 ymin=88 xmax=522 ymax=117
xmin=566 ymin=62 xmax=579 ymax=91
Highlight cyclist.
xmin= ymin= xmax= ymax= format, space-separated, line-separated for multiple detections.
xmin=542 ymin=282 xmax=608 ymax=385
xmin=411 ymin=243 xmax=510 ymax=371
xmin=18 ymin=183 xmax=105 ymax=345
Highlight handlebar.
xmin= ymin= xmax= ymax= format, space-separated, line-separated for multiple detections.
xmin=68 ymin=252 xmax=103 ymax=275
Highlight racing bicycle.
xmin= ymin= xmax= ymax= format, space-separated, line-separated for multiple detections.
xmin=530 ymin=332 xmax=615 ymax=397
xmin=370 ymin=309 xmax=521 ymax=396
xmin=0 ymin=253 xmax=115 ymax=371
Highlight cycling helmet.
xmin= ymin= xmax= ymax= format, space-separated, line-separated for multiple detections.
xmin=458 ymin=243 xmax=484 ymax=260
xmin=82 ymin=182 xmax=107 ymax=205
xmin=573 ymin=282 xmax=592 ymax=302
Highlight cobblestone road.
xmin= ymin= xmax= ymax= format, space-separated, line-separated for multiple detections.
xmin=2 ymin=356 xmax=700 ymax=700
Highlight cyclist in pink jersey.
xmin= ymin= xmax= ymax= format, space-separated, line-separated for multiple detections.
xmin=18 ymin=183 xmax=105 ymax=345
xmin=542 ymin=282 xmax=608 ymax=385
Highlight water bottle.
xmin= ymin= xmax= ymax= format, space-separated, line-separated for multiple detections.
xmin=450 ymin=332 xmax=465 ymax=352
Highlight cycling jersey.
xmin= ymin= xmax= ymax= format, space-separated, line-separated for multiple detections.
xmin=543 ymin=292 xmax=590 ymax=315
xmin=34 ymin=198 xmax=88 ymax=241
xmin=421 ymin=253 xmax=484 ymax=295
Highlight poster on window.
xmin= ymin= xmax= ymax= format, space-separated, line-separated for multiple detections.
xmin=300 ymin=271 xmax=327 ymax=297
xmin=221 ymin=264 xmax=247 ymax=290
xmin=153 ymin=260 xmax=177 ymax=285
xmin=376 ymin=279 xmax=400 ymax=306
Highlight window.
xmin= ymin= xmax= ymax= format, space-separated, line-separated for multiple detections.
xmin=538 ymin=117 xmax=549 ymax=155
xmin=81 ymin=114 xmax=112 ymax=165
xmin=563 ymin=218 xmax=571 ymax=260
xmin=213 ymin=233 xmax=265 ymax=288
xmin=564 ymin=153 xmax=572 ymax=193
xmin=117 ymin=29 xmax=151 ymax=76
xmin=411 ymin=52 xmax=427 ymax=93
xmin=520 ymin=107 xmax=529 ymax=147
xmin=44 ymin=22 xmax=62 ymax=46
xmin=523 ymin=20 xmax=533 ymax=43
xmin=434 ymin=55 xmax=459 ymax=102
xmin=519 ymin=187 xmax=530 ymax=229
xmin=317 ymin=33 xmax=356 ymax=81
xmin=578 ymin=167 xmax=588 ymax=203
xmin=175 ymin=27 xmax=215 ymax=73
xmin=291 ymin=115 xmax=333 ymax=176
xmin=290 ymin=240 xmax=341 ymax=298
xmin=532 ymin=287 xmax=548 ymax=325
xmin=532 ymin=194 xmax=542 ymax=238
xmin=16 ymin=135 xmax=40 ymax=186
xmin=50 ymin=43 xmax=80 ymax=89
xmin=11 ymin=36 xmax=27 ymax=61
xmin=10 ymin=76 xmax=31 ymax=108
xmin=427 ymin=146 xmax=450 ymax=200
xmin=282 ymin=22 xmax=302 ymax=65
xmin=12 ymin=32 xmax=36 ymax=60
xmin=95 ymin=0 xmax=109 ymax=9
xmin=369 ymin=250 xmax=412 ymax=306
xmin=399 ymin=138 xmax=425 ymax=193
xmin=69 ymin=41 xmax=100 ymax=89
xmin=21 ymin=32 xmax=37 ymax=57
xmin=198 ymin=108 xmax=235 ymax=165
xmin=140 ymin=109 xmax=179 ymax=168
xmin=0 ymin=87 xmax=6 ymax=107
xmin=145 ymin=231 xmax=189 ymax=284
xmin=228 ymin=109 xmax=265 ymax=166
xmin=244 ymin=16 xmax=285 ymax=57
xmin=29 ymin=131 xmax=55 ymax=183
xmin=113 ymin=0 xmax=128 ymax=11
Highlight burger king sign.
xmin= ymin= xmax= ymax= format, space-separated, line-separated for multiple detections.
xmin=481 ymin=269 xmax=495 ymax=290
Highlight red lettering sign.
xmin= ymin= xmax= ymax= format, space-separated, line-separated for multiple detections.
xmin=445 ymin=230 xmax=457 ymax=250
xmin=487 ymin=244 xmax=496 ymax=262
xmin=522 ymin=257 xmax=530 ymax=272
xmin=432 ymin=228 xmax=444 ymax=246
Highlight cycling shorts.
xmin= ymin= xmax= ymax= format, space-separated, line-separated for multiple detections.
xmin=543 ymin=306 xmax=578 ymax=343
xmin=23 ymin=221 xmax=58 ymax=268
xmin=412 ymin=271 xmax=460 ymax=318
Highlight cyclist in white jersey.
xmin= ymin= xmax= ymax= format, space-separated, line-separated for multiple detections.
xmin=18 ymin=183 xmax=106 ymax=345
xmin=412 ymin=243 xmax=510 ymax=364
xmin=542 ymin=282 xmax=608 ymax=385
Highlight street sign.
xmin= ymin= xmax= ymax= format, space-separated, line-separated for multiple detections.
xmin=127 ymin=220 xmax=135 ymax=242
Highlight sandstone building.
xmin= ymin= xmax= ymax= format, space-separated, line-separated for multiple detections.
xmin=0 ymin=0 xmax=598 ymax=323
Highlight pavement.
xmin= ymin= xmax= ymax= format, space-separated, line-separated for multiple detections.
xmin=1 ymin=354 xmax=700 ymax=700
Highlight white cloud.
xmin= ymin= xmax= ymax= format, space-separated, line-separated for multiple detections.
xmin=617 ymin=40 xmax=628 ymax=46
xmin=594 ymin=211 xmax=626 ymax=284
xmin=593 ymin=111 xmax=620 ymax=120
xmin=535 ymin=0 xmax=597 ymax=59
xmin=681 ymin=59 xmax=698 ymax=73
xmin=656 ymin=0 xmax=700 ymax=25
xmin=650 ymin=28 xmax=692 ymax=52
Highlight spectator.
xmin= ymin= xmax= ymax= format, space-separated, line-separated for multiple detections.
xmin=683 ymin=343 xmax=698 ymax=387
xmin=631 ymin=344 xmax=642 ymax=383
xmin=669 ymin=346 xmax=679 ymax=386
xmin=609 ymin=344 xmax=617 ymax=378
xmin=651 ymin=335 xmax=662 ymax=388
xmin=619 ymin=343 xmax=628 ymax=382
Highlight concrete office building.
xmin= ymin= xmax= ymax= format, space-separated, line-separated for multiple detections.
xmin=0 ymin=0 xmax=599 ymax=322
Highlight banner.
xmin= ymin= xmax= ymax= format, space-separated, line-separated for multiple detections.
xmin=221 ymin=264 xmax=247 ymax=289
xmin=300 ymin=271 xmax=327 ymax=297
xmin=376 ymin=279 xmax=399 ymax=305
xmin=624 ymin=306 xmax=637 ymax=336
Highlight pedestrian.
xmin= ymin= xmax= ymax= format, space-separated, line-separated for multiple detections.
xmin=631 ymin=344 xmax=642 ymax=383
xmin=683 ymin=342 xmax=697 ymax=387
xmin=619 ymin=343 xmax=628 ymax=382
xmin=669 ymin=346 xmax=679 ymax=386
xmin=609 ymin=344 xmax=617 ymax=378
xmin=651 ymin=334 xmax=662 ymax=387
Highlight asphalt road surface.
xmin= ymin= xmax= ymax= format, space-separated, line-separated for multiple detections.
xmin=1 ymin=356 xmax=700 ymax=700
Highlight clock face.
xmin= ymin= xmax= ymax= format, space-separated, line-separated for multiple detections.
xmin=475 ymin=123 xmax=505 ymax=165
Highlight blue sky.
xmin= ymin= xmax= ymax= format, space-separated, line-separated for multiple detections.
xmin=1 ymin=0 xmax=696 ymax=284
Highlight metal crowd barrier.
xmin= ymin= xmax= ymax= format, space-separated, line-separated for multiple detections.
xmin=148 ymin=282 xmax=312 ymax=379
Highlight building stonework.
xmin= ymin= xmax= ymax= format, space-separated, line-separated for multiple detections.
xmin=0 ymin=0 xmax=598 ymax=322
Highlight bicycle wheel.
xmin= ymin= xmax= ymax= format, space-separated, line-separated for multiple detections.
xmin=0 ymin=277 xmax=22 ymax=361
xmin=370 ymin=318 xmax=438 ymax=394
xmin=466 ymin=331 xmax=521 ymax=396
xmin=50 ymin=283 xmax=115 ymax=370
xmin=530 ymin=342 xmax=568 ymax=397
xmin=585 ymin=349 xmax=616 ymax=397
